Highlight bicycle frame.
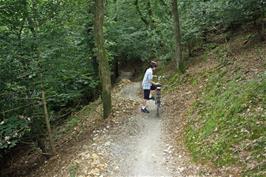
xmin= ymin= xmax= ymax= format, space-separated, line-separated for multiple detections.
xmin=155 ymin=86 xmax=161 ymax=117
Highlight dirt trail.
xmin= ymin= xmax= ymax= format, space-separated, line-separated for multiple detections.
xmin=28 ymin=77 xmax=217 ymax=177
xmin=105 ymin=82 xmax=170 ymax=176
xmin=92 ymin=81 xmax=214 ymax=177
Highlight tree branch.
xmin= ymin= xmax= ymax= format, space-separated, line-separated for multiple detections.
xmin=134 ymin=0 xmax=149 ymax=26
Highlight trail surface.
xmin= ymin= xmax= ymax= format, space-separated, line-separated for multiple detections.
xmin=29 ymin=78 xmax=219 ymax=177
xmin=104 ymin=82 xmax=170 ymax=176
xmin=91 ymin=81 xmax=214 ymax=177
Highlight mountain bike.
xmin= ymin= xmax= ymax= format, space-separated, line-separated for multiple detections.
xmin=154 ymin=75 xmax=163 ymax=117
xmin=155 ymin=83 xmax=162 ymax=117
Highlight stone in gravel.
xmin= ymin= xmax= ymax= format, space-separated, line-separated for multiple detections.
xmin=92 ymin=153 xmax=99 ymax=160
xmin=80 ymin=152 xmax=91 ymax=160
xmin=82 ymin=145 xmax=89 ymax=149
xmin=89 ymin=168 xmax=100 ymax=176
xmin=163 ymin=149 xmax=171 ymax=154
xmin=104 ymin=141 xmax=111 ymax=146
xmin=114 ymin=166 xmax=119 ymax=171
xmin=179 ymin=167 xmax=185 ymax=172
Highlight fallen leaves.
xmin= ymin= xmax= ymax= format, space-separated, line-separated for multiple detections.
xmin=68 ymin=151 xmax=107 ymax=177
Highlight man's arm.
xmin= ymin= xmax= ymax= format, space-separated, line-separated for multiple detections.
xmin=147 ymin=72 xmax=157 ymax=85
xmin=149 ymin=80 xmax=157 ymax=85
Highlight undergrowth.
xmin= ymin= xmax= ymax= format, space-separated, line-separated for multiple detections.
xmin=54 ymin=101 xmax=99 ymax=140
xmin=185 ymin=67 xmax=266 ymax=176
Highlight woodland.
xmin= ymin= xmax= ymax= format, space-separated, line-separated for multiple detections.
xmin=0 ymin=0 xmax=265 ymax=176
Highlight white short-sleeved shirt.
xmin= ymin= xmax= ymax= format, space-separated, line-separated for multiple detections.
xmin=142 ymin=68 xmax=153 ymax=90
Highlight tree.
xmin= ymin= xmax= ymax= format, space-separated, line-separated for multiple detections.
xmin=171 ymin=0 xmax=183 ymax=72
xmin=27 ymin=0 xmax=56 ymax=155
xmin=94 ymin=0 xmax=112 ymax=118
xmin=0 ymin=0 xmax=98 ymax=154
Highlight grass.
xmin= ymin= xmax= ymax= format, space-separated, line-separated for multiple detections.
xmin=68 ymin=163 xmax=79 ymax=177
xmin=156 ymin=31 xmax=266 ymax=176
xmin=65 ymin=115 xmax=80 ymax=132
xmin=185 ymin=67 xmax=266 ymax=176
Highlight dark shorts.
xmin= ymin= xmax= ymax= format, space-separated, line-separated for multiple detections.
xmin=143 ymin=84 xmax=157 ymax=100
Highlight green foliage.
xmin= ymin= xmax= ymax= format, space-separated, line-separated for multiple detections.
xmin=186 ymin=69 xmax=266 ymax=175
xmin=65 ymin=116 xmax=80 ymax=132
xmin=105 ymin=0 xmax=174 ymax=61
xmin=0 ymin=117 xmax=30 ymax=149
xmin=164 ymin=72 xmax=182 ymax=92
xmin=105 ymin=0 xmax=265 ymax=63
xmin=0 ymin=0 xmax=99 ymax=152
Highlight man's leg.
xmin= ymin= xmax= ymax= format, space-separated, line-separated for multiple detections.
xmin=142 ymin=99 xmax=147 ymax=109
xmin=141 ymin=90 xmax=150 ymax=113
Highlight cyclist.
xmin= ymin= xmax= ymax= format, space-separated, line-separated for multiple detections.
xmin=141 ymin=61 xmax=158 ymax=113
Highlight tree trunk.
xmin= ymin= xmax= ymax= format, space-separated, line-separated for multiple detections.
xmin=147 ymin=0 xmax=155 ymax=27
xmin=188 ymin=42 xmax=192 ymax=57
xmin=94 ymin=0 xmax=112 ymax=118
xmin=171 ymin=0 xmax=183 ymax=72
xmin=261 ymin=20 xmax=265 ymax=41
xmin=27 ymin=0 xmax=56 ymax=155
xmin=258 ymin=1 xmax=265 ymax=41
xmin=41 ymin=86 xmax=56 ymax=155
xmin=135 ymin=0 xmax=149 ymax=26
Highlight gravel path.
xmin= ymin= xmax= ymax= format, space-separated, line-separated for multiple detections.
xmin=101 ymin=82 xmax=171 ymax=176
xmin=86 ymin=82 xmax=195 ymax=177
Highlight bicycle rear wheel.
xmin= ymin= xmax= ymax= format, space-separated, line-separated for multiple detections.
xmin=156 ymin=102 xmax=160 ymax=117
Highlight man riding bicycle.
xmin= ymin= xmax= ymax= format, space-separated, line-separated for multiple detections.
xmin=141 ymin=61 xmax=158 ymax=113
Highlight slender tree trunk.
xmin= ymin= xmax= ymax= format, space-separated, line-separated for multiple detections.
xmin=135 ymin=0 xmax=149 ymax=26
xmin=259 ymin=1 xmax=265 ymax=41
xmin=171 ymin=0 xmax=183 ymax=72
xmin=113 ymin=0 xmax=118 ymax=21
xmin=41 ymin=85 xmax=56 ymax=155
xmin=94 ymin=0 xmax=112 ymax=118
xmin=27 ymin=0 xmax=56 ymax=154
xmin=188 ymin=42 xmax=192 ymax=57
xmin=147 ymin=0 xmax=154 ymax=27
xmin=261 ymin=20 xmax=265 ymax=41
